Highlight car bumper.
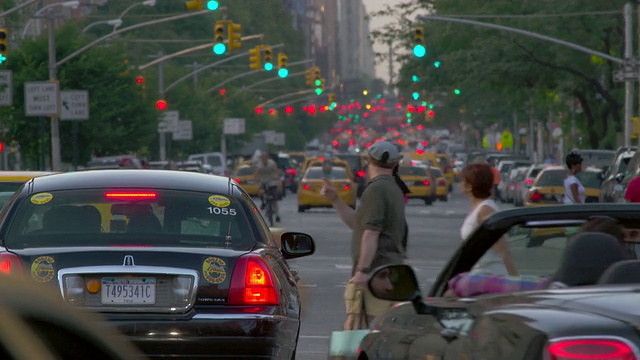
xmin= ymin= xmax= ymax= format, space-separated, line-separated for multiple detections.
xmin=108 ymin=312 xmax=298 ymax=359
xmin=436 ymin=186 xmax=447 ymax=196
xmin=407 ymin=185 xmax=431 ymax=198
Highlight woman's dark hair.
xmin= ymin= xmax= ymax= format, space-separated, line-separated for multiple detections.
xmin=462 ymin=163 xmax=493 ymax=199
xmin=581 ymin=217 xmax=624 ymax=244
xmin=392 ymin=165 xmax=411 ymax=195
xmin=565 ymin=152 xmax=583 ymax=168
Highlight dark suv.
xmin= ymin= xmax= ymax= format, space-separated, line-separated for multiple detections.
xmin=270 ymin=153 xmax=298 ymax=194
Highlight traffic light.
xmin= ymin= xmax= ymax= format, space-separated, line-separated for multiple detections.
xmin=249 ymin=46 xmax=261 ymax=70
xmin=312 ymin=68 xmax=321 ymax=86
xmin=213 ymin=21 xmax=227 ymax=55
xmin=315 ymin=79 xmax=325 ymax=96
xmin=227 ymin=22 xmax=242 ymax=52
xmin=156 ymin=100 xmax=168 ymax=111
xmin=263 ymin=46 xmax=273 ymax=71
xmin=206 ymin=0 xmax=219 ymax=10
xmin=219 ymin=88 xmax=226 ymax=96
xmin=185 ymin=0 xmax=202 ymax=10
xmin=255 ymin=107 xmax=263 ymax=114
xmin=411 ymin=75 xmax=419 ymax=82
xmin=284 ymin=106 xmax=293 ymax=114
xmin=454 ymin=88 xmax=461 ymax=95
xmin=269 ymin=109 xmax=276 ymax=116
xmin=277 ymin=53 xmax=289 ymax=78
xmin=328 ymin=93 xmax=337 ymax=106
xmin=434 ymin=61 xmax=441 ymax=68
xmin=0 ymin=28 xmax=8 ymax=64
xmin=305 ymin=67 xmax=318 ymax=86
xmin=412 ymin=91 xmax=420 ymax=100
xmin=135 ymin=76 xmax=144 ymax=85
xmin=413 ymin=26 xmax=426 ymax=58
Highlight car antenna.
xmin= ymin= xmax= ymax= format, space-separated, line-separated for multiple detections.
xmin=225 ymin=222 xmax=232 ymax=248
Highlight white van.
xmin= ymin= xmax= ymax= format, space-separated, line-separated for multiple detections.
xmin=188 ymin=152 xmax=227 ymax=176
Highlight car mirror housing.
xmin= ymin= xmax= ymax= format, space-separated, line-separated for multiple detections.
xmin=280 ymin=232 xmax=315 ymax=259
xmin=367 ymin=264 xmax=432 ymax=315
xmin=616 ymin=173 xmax=625 ymax=183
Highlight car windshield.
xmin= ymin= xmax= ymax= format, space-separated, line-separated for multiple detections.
xmin=290 ymin=154 xmax=306 ymax=165
xmin=398 ymin=167 xmax=426 ymax=176
xmin=305 ymin=167 xmax=347 ymax=180
xmin=235 ymin=167 xmax=254 ymax=176
xmin=576 ymin=171 xmax=602 ymax=189
xmin=618 ymin=156 xmax=633 ymax=175
xmin=0 ymin=182 xmax=26 ymax=193
xmin=529 ymin=167 xmax=543 ymax=178
xmin=576 ymin=151 xmax=615 ymax=168
xmin=206 ymin=156 xmax=222 ymax=167
xmin=5 ymin=189 xmax=255 ymax=250
xmin=536 ymin=169 xmax=568 ymax=186
xmin=276 ymin=156 xmax=293 ymax=169
xmin=430 ymin=168 xmax=443 ymax=177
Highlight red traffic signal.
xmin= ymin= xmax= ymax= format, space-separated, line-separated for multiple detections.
xmin=284 ymin=105 xmax=293 ymax=114
xmin=269 ymin=109 xmax=276 ymax=115
xmin=255 ymin=107 xmax=263 ymax=114
xmin=156 ymin=99 xmax=168 ymax=111
xmin=427 ymin=110 xmax=435 ymax=117
xmin=219 ymin=88 xmax=226 ymax=96
xmin=135 ymin=76 xmax=144 ymax=84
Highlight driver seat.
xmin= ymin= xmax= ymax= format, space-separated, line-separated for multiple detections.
xmin=598 ymin=260 xmax=640 ymax=284
xmin=551 ymin=232 xmax=625 ymax=287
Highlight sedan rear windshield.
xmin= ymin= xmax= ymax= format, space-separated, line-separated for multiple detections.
xmin=430 ymin=168 xmax=444 ymax=177
xmin=235 ymin=167 xmax=254 ymax=176
xmin=536 ymin=170 xmax=568 ymax=187
xmin=5 ymin=189 xmax=255 ymax=250
xmin=398 ymin=167 xmax=426 ymax=176
xmin=576 ymin=171 xmax=602 ymax=189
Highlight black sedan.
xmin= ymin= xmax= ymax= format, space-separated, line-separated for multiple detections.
xmin=0 ymin=170 xmax=315 ymax=359
xmin=357 ymin=204 xmax=640 ymax=360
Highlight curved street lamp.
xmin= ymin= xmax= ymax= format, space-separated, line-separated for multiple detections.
xmin=82 ymin=19 xmax=123 ymax=33
xmin=112 ymin=0 xmax=157 ymax=32
xmin=21 ymin=1 xmax=80 ymax=39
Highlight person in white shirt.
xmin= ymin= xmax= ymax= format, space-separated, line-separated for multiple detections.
xmin=563 ymin=152 xmax=585 ymax=204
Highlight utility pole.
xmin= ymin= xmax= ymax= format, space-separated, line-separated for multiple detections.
xmin=186 ymin=61 xmax=200 ymax=88
xmin=624 ymin=2 xmax=633 ymax=146
xmin=149 ymin=52 xmax=166 ymax=162
xmin=387 ymin=40 xmax=394 ymax=88
xmin=48 ymin=15 xmax=60 ymax=171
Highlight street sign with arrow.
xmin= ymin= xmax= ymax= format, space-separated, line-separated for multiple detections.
xmin=60 ymin=90 xmax=89 ymax=121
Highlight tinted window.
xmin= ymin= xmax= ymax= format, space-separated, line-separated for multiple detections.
xmin=398 ymin=167 xmax=426 ymax=176
xmin=618 ymin=156 xmax=632 ymax=175
xmin=576 ymin=171 xmax=602 ymax=189
xmin=275 ymin=156 xmax=293 ymax=169
xmin=528 ymin=167 xmax=543 ymax=178
xmin=431 ymin=168 xmax=443 ymax=177
xmin=437 ymin=157 xmax=450 ymax=166
xmin=6 ymin=190 xmax=255 ymax=250
xmin=236 ymin=167 xmax=254 ymax=176
xmin=206 ymin=155 xmax=222 ymax=166
xmin=290 ymin=154 xmax=306 ymax=165
xmin=0 ymin=182 xmax=25 ymax=193
xmin=305 ymin=168 xmax=347 ymax=180
xmin=536 ymin=169 xmax=568 ymax=186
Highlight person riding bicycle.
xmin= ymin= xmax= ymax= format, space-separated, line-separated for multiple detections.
xmin=254 ymin=151 xmax=281 ymax=223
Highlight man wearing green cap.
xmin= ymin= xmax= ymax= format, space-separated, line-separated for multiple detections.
xmin=322 ymin=141 xmax=407 ymax=326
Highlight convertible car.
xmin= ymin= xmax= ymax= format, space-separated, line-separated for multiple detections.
xmin=357 ymin=204 xmax=640 ymax=360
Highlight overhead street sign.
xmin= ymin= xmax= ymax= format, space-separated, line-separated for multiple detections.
xmin=60 ymin=90 xmax=89 ymax=121
xmin=223 ymin=118 xmax=245 ymax=135
xmin=158 ymin=111 xmax=179 ymax=133
xmin=0 ymin=70 xmax=12 ymax=106
xmin=173 ymin=120 xmax=193 ymax=141
xmin=24 ymin=81 xmax=59 ymax=116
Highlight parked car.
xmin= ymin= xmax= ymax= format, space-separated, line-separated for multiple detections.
xmin=600 ymin=148 xmax=636 ymax=202
xmin=505 ymin=167 xmax=528 ymax=205
xmin=357 ymin=204 xmax=640 ymax=360
xmin=188 ymin=152 xmax=226 ymax=176
xmin=0 ymin=170 xmax=315 ymax=359
xmin=571 ymin=148 xmax=616 ymax=172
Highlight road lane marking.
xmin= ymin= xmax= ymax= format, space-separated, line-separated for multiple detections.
xmin=300 ymin=284 xmax=317 ymax=287
xmin=300 ymin=335 xmax=330 ymax=339
xmin=334 ymin=264 xmax=351 ymax=269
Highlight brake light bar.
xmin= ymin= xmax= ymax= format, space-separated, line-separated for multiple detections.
xmin=547 ymin=338 xmax=637 ymax=360
xmin=105 ymin=191 xmax=157 ymax=200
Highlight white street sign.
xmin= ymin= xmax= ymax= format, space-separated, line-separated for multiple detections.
xmin=60 ymin=90 xmax=89 ymax=120
xmin=224 ymin=118 xmax=245 ymax=135
xmin=0 ymin=70 xmax=12 ymax=106
xmin=24 ymin=81 xmax=59 ymax=116
xmin=173 ymin=120 xmax=193 ymax=141
xmin=158 ymin=111 xmax=179 ymax=133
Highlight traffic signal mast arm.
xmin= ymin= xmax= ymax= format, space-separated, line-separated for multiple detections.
xmin=256 ymin=89 xmax=316 ymax=108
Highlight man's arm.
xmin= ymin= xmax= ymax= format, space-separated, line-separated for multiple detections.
xmin=356 ymin=229 xmax=380 ymax=272
xmin=330 ymin=195 xmax=356 ymax=229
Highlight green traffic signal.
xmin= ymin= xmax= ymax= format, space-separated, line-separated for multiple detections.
xmin=413 ymin=44 xmax=426 ymax=58
xmin=412 ymin=75 xmax=419 ymax=82
xmin=207 ymin=0 xmax=219 ymax=10
xmin=314 ymin=79 xmax=322 ymax=86
xmin=213 ymin=43 xmax=226 ymax=55
xmin=429 ymin=103 xmax=434 ymax=109
xmin=412 ymin=92 xmax=420 ymax=100
xmin=315 ymin=88 xmax=323 ymax=96
xmin=264 ymin=62 xmax=274 ymax=71
xmin=434 ymin=61 xmax=441 ymax=68
xmin=278 ymin=68 xmax=289 ymax=78
xmin=0 ymin=54 xmax=6 ymax=65
xmin=454 ymin=89 xmax=461 ymax=95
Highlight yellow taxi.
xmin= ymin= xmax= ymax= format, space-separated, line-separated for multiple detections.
xmin=301 ymin=157 xmax=354 ymax=180
xmin=429 ymin=166 xmax=449 ymax=201
xmin=525 ymin=166 xmax=601 ymax=207
xmin=404 ymin=150 xmax=438 ymax=165
xmin=0 ymin=171 xmax=58 ymax=207
xmin=436 ymin=153 xmax=455 ymax=191
xmin=398 ymin=164 xmax=436 ymax=205
xmin=297 ymin=166 xmax=356 ymax=212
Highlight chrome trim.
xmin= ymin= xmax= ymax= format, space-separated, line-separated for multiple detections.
xmin=192 ymin=313 xmax=291 ymax=321
xmin=57 ymin=265 xmax=199 ymax=314
xmin=545 ymin=335 xmax=640 ymax=359
xmin=524 ymin=220 xmax=586 ymax=227
xmin=122 ymin=255 xmax=135 ymax=266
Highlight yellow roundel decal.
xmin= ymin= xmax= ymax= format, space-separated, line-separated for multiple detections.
xmin=31 ymin=256 xmax=55 ymax=283
xmin=208 ymin=195 xmax=231 ymax=208
xmin=203 ymin=257 xmax=227 ymax=284
xmin=31 ymin=192 xmax=53 ymax=205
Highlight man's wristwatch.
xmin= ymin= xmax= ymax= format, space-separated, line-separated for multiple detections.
xmin=356 ymin=266 xmax=370 ymax=273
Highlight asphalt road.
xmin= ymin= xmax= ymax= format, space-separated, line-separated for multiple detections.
xmin=273 ymin=185 xmax=506 ymax=359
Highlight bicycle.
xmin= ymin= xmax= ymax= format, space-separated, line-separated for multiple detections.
xmin=261 ymin=183 xmax=278 ymax=227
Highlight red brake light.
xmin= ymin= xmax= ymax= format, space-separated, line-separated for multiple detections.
xmin=105 ymin=192 xmax=157 ymax=200
xmin=343 ymin=185 xmax=351 ymax=191
xmin=423 ymin=180 xmax=430 ymax=186
xmin=356 ymin=170 xmax=365 ymax=178
xmin=0 ymin=253 xmax=23 ymax=277
xmin=303 ymin=183 xmax=310 ymax=191
xmin=547 ymin=338 xmax=636 ymax=360
xmin=530 ymin=191 xmax=543 ymax=202
xmin=285 ymin=168 xmax=297 ymax=175
xmin=318 ymin=156 xmax=325 ymax=162
xmin=228 ymin=255 xmax=279 ymax=305
xmin=233 ymin=178 xmax=241 ymax=184
xmin=438 ymin=180 xmax=446 ymax=186
xmin=526 ymin=178 xmax=533 ymax=185
xmin=416 ymin=149 xmax=425 ymax=155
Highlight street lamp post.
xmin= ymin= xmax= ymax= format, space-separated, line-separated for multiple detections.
xmin=112 ymin=0 xmax=156 ymax=32
xmin=82 ymin=19 xmax=123 ymax=33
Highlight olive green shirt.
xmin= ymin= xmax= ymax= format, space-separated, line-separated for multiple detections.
xmin=351 ymin=174 xmax=406 ymax=275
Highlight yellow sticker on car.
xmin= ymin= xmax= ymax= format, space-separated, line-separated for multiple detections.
xmin=31 ymin=256 xmax=55 ymax=283
xmin=31 ymin=192 xmax=53 ymax=205
xmin=203 ymin=257 xmax=227 ymax=284
xmin=208 ymin=195 xmax=231 ymax=208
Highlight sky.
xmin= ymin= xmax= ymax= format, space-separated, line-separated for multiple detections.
xmin=366 ymin=0 xmax=404 ymax=83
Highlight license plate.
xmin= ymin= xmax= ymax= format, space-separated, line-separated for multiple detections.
xmin=101 ymin=277 xmax=156 ymax=305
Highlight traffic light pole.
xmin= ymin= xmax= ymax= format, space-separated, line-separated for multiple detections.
xmin=230 ymin=70 xmax=307 ymax=98
xmin=256 ymin=89 xmax=316 ymax=108
xmin=207 ymin=59 xmax=313 ymax=94
xmin=48 ymin=15 xmax=60 ymax=171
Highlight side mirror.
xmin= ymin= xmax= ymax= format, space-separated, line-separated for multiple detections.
xmin=280 ymin=232 xmax=315 ymax=259
xmin=368 ymin=264 xmax=432 ymax=315
xmin=616 ymin=173 xmax=625 ymax=183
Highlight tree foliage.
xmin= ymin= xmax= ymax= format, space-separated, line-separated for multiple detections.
xmin=370 ymin=0 xmax=629 ymax=149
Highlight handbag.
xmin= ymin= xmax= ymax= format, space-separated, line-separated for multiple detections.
xmin=329 ymin=291 xmax=370 ymax=358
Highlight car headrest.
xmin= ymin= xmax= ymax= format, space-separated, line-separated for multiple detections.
xmin=598 ymin=260 xmax=640 ymax=285
xmin=552 ymin=232 xmax=625 ymax=286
